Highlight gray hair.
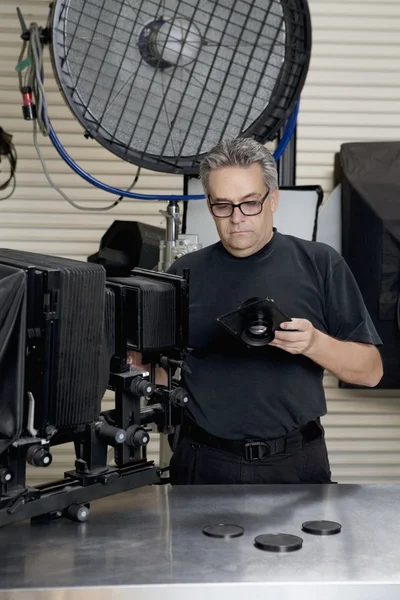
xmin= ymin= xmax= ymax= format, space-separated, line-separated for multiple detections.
xmin=199 ymin=137 xmax=278 ymax=197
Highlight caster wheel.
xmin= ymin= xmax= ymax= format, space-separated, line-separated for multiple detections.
xmin=66 ymin=504 xmax=90 ymax=522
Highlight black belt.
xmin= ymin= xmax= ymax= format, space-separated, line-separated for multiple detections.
xmin=181 ymin=418 xmax=323 ymax=462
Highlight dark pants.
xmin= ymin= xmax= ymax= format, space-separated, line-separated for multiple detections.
xmin=169 ymin=431 xmax=332 ymax=485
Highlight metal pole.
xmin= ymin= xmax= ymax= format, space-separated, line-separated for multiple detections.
xmin=277 ymin=124 xmax=297 ymax=187
xmin=158 ymin=201 xmax=180 ymax=272
xmin=165 ymin=201 xmax=179 ymax=264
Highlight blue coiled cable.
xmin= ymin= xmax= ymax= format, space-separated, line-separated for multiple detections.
xmin=48 ymin=101 xmax=300 ymax=201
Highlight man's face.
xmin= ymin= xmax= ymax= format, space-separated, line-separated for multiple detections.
xmin=207 ymin=163 xmax=278 ymax=257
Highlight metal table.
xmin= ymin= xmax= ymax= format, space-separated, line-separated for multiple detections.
xmin=0 ymin=484 xmax=399 ymax=600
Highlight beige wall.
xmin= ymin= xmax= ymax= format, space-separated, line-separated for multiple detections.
xmin=0 ymin=0 xmax=399 ymax=483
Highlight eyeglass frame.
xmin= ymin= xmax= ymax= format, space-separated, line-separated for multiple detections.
xmin=208 ymin=189 xmax=270 ymax=218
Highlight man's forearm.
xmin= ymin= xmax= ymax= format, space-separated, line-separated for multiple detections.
xmin=304 ymin=329 xmax=383 ymax=387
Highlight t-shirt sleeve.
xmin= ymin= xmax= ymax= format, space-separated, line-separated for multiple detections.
xmin=326 ymin=258 xmax=383 ymax=346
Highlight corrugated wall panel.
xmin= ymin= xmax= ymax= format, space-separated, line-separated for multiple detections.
xmin=297 ymin=0 xmax=400 ymax=201
xmin=0 ymin=0 xmax=398 ymax=485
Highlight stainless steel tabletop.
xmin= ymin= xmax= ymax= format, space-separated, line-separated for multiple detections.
xmin=0 ymin=484 xmax=399 ymax=600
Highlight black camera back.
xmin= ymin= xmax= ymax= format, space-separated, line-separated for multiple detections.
xmin=0 ymin=249 xmax=107 ymax=435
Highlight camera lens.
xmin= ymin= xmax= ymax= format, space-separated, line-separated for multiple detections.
xmin=249 ymin=325 xmax=268 ymax=335
xmin=241 ymin=316 xmax=273 ymax=346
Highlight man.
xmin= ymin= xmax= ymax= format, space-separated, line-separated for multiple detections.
xmin=131 ymin=137 xmax=383 ymax=485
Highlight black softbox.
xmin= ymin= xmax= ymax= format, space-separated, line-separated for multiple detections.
xmin=335 ymin=141 xmax=400 ymax=388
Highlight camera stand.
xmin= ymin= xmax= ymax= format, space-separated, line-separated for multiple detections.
xmin=0 ymin=366 xmax=184 ymax=528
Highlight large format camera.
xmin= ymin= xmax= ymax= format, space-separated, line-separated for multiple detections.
xmin=0 ymin=250 xmax=190 ymax=527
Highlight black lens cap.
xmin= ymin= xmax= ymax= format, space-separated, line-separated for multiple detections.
xmin=254 ymin=533 xmax=303 ymax=552
xmin=302 ymin=520 xmax=342 ymax=536
xmin=203 ymin=524 xmax=244 ymax=539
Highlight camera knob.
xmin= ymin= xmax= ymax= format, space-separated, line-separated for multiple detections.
xmin=130 ymin=377 xmax=155 ymax=397
xmin=0 ymin=468 xmax=13 ymax=484
xmin=26 ymin=445 xmax=53 ymax=468
xmin=126 ymin=425 xmax=150 ymax=448
xmin=96 ymin=422 xmax=126 ymax=446
xmin=170 ymin=387 xmax=190 ymax=408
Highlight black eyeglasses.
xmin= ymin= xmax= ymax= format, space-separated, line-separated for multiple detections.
xmin=208 ymin=190 xmax=269 ymax=218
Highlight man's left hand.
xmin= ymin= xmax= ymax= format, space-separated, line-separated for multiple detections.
xmin=269 ymin=318 xmax=317 ymax=355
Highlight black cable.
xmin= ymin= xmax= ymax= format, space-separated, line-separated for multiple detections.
xmin=115 ymin=167 xmax=141 ymax=204
xmin=182 ymin=175 xmax=189 ymax=234
xmin=20 ymin=23 xmax=142 ymax=211
xmin=0 ymin=176 xmax=16 ymax=201
xmin=0 ymin=127 xmax=17 ymax=201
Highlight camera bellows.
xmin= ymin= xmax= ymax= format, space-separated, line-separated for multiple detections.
xmin=0 ymin=249 xmax=106 ymax=431
xmin=138 ymin=278 xmax=175 ymax=350
xmin=107 ymin=276 xmax=176 ymax=352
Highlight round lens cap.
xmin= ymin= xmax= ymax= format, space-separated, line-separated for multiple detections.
xmin=254 ymin=533 xmax=303 ymax=552
xmin=203 ymin=524 xmax=244 ymax=539
xmin=302 ymin=520 xmax=342 ymax=536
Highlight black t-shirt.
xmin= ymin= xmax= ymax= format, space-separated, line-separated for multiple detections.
xmin=168 ymin=231 xmax=382 ymax=440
